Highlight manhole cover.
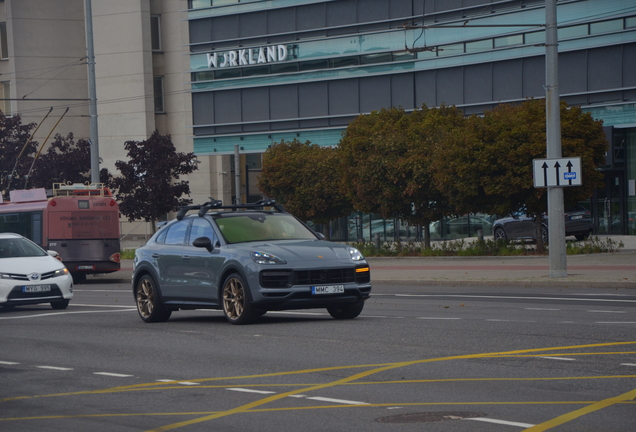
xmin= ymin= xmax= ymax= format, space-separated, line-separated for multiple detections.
xmin=376 ymin=411 xmax=487 ymax=423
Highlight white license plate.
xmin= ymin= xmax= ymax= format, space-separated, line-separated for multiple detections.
xmin=22 ymin=285 xmax=52 ymax=293
xmin=571 ymin=215 xmax=583 ymax=220
xmin=312 ymin=285 xmax=345 ymax=295
xmin=78 ymin=265 xmax=94 ymax=270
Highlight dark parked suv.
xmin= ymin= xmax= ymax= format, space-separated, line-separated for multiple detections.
xmin=132 ymin=200 xmax=371 ymax=324
xmin=493 ymin=204 xmax=593 ymax=243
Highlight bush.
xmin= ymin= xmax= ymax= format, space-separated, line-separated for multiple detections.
xmin=350 ymin=236 xmax=623 ymax=257
xmin=120 ymin=249 xmax=136 ymax=260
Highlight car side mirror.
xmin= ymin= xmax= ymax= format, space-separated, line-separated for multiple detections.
xmin=193 ymin=236 xmax=214 ymax=252
xmin=47 ymin=250 xmax=63 ymax=261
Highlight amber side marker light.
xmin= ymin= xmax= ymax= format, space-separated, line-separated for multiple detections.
xmin=356 ymin=267 xmax=370 ymax=273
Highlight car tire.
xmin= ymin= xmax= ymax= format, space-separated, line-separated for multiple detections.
xmin=222 ymin=273 xmax=256 ymax=325
xmin=50 ymin=299 xmax=70 ymax=310
xmin=494 ymin=227 xmax=507 ymax=241
xmin=327 ymin=301 xmax=365 ymax=320
xmin=72 ymin=273 xmax=86 ymax=284
xmin=575 ymin=232 xmax=590 ymax=241
xmin=135 ymin=274 xmax=172 ymax=323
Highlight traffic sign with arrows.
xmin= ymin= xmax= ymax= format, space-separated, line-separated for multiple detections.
xmin=533 ymin=157 xmax=582 ymax=188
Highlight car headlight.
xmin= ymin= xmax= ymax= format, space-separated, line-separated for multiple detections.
xmin=251 ymin=251 xmax=286 ymax=265
xmin=0 ymin=273 xmax=11 ymax=280
xmin=53 ymin=268 xmax=69 ymax=278
xmin=348 ymin=247 xmax=364 ymax=261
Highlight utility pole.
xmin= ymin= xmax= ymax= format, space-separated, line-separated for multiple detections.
xmin=234 ymin=145 xmax=241 ymax=204
xmin=545 ymin=0 xmax=567 ymax=277
xmin=84 ymin=0 xmax=100 ymax=184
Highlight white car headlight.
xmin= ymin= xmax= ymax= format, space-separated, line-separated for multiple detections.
xmin=348 ymin=247 xmax=364 ymax=261
xmin=251 ymin=251 xmax=286 ymax=265
xmin=53 ymin=268 xmax=69 ymax=278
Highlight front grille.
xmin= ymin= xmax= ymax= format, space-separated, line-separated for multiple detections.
xmin=295 ymin=268 xmax=355 ymax=285
xmin=2 ymin=270 xmax=57 ymax=281
xmin=2 ymin=273 xmax=29 ymax=281
xmin=260 ymin=270 xmax=293 ymax=288
xmin=261 ymin=268 xmax=367 ymax=288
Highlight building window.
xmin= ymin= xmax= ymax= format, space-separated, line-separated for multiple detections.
xmin=494 ymin=34 xmax=523 ymax=48
xmin=0 ymin=22 xmax=8 ymax=60
xmin=153 ymin=76 xmax=164 ymax=113
xmin=151 ymin=15 xmax=161 ymax=51
xmin=1 ymin=81 xmax=11 ymax=115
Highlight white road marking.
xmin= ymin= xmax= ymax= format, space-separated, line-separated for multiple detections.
xmin=587 ymin=310 xmax=625 ymax=313
xmin=157 ymin=379 xmax=175 ymax=382
xmin=394 ymin=294 xmax=636 ymax=303
xmin=538 ymin=356 xmax=575 ymax=361
xmin=267 ymin=311 xmax=329 ymax=316
xmin=94 ymin=372 xmax=134 ymax=377
xmin=306 ymin=396 xmax=369 ymax=405
xmin=178 ymin=382 xmax=201 ymax=386
xmin=417 ymin=317 xmax=461 ymax=320
xmin=525 ymin=308 xmax=560 ymax=311
xmin=0 ymin=361 xmax=19 ymax=365
xmin=70 ymin=304 xmax=136 ymax=308
xmin=226 ymin=388 xmax=275 ymax=394
xmin=288 ymin=394 xmax=306 ymax=398
xmin=37 ymin=366 xmax=74 ymax=371
xmin=72 ymin=290 xmax=130 ymax=293
xmin=464 ymin=417 xmax=535 ymax=428
xmin=596 ymin=322 xmax=636 ymax=324
xmin=0 ymin=309 xmax=136 ymax=320
xmin=621 ymin=363 xmax=636 ymax=367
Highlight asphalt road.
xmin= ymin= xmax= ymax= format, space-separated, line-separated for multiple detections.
xmin=1 ymin=280 xmax=635 ymax=432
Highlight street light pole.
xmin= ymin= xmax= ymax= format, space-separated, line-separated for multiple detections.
xmin=546 ymin=0 xmax=567 ymax=277
xmin=84 ymin=0 xmax=100 ymax=184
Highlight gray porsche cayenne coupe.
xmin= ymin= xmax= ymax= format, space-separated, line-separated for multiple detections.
xmin=132 ymin=200 xmax=371 ymax=324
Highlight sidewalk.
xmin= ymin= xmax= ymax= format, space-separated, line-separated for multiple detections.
xmin=94 ymin=236 xmax=636 ymax=289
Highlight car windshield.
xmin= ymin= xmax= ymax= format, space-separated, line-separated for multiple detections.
xmin=0 ymin=238 xmax=47 ymax=258
xmin=214 ymin=213 xmax=318 ymax=244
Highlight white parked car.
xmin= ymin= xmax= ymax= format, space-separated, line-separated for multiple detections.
xmin=0 ymin=233 xmax=73 ymax=310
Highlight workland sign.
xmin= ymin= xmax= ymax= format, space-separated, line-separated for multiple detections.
xmin=533 ymin=157 xmax=582 ymax=188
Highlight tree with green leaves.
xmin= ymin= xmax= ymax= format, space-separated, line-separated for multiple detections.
xmin=0 ymin=112 xmax=37 ymax=195
xmin=27 ymin=133 xmax=111 ymax=189
xmin=339 ymin=106 xmax=455 ymax=248
xmin=431 ymin=99 xmax=607 ymax=250
xmin=258 ymin=139 xmax=352 ymax=238
xmin=109 ymin=131 xmax=198 ymax=230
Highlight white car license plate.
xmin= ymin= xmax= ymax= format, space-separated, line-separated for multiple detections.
xmin=312 ymin=285 xmax=344 ymax=295
xmin=571 ymin=215 xmax=583 ymax=220
xmin=78 ymin=265 xmax=94 ymax=270
xmin=22 ymin=285 xmax=52 ymax=293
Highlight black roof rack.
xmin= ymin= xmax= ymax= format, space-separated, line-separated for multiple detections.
xmin=176 ymin=197 xmax=285 ymax=220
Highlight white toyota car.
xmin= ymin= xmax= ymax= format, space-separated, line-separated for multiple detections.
xmin=0 ymin=233 xmax=73 ymax=310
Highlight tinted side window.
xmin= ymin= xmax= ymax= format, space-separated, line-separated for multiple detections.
xmin=155 ymin=227 xmax=168 ymax=244
xmin=189 ymin=218 xmax=218 ymax=245
xmin=164 ymin=220 xmax=190 ymax=245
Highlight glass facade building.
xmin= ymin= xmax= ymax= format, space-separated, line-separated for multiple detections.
xmin=187 ymin=0 xmax=636 ymax=240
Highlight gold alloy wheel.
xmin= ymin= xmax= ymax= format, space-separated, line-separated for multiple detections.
xmin=223 ymin=277 xmax=245 ymax=320
xmin=137 ymin=277 xmax=154 ymax=319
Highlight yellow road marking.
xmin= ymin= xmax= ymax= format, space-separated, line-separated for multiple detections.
xmin=522 ymin=388 xmax=636 ymax=431
xmin=146 ymin=341 xmax=636 ymax=432
xmin=3 ymin=400 xmax=635 ymax=423
xmin=2 ymin=341 xmax=634 ymax=429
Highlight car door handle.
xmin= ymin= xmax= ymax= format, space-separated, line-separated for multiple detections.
xmin=182 ymin=256 xmax=190 ymax=260
xmin=151 ymin=253 xmax=160 ymax=258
